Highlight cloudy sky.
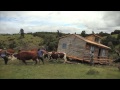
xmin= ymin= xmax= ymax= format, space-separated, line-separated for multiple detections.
xmin=0 ymin=11 xmax=120 ymax=34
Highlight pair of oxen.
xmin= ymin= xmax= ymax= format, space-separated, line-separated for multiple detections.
xmin=0 ymin=49 xmax=67 ymax=65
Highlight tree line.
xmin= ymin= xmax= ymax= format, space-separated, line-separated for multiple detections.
xmin=0 ymin=29 xmax=120 ymax=53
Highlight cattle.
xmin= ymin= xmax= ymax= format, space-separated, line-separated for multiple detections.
xmin=11 ymin=49 xmax=47 ymax=65
xmin=0 ymin=48 xmax=15 ymax=59
xmin=12 ymin=51 xmax=44 ymax=65
xmin=49 ymin=51 xmax=67 ymax=63
xmin=7 ymin=49 xmax=15 ymax=54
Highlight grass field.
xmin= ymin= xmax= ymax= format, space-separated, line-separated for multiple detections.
xmin=0 ymin=58 xmax=120 ymax=79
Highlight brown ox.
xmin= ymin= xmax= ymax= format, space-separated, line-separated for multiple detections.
xmin=7 ymin=49 xmax=15 ymax=54
xmin=0 ymin=49 xmax=15 ymax=55
xmin=12 ymin=51 xmax=44 ymax=65
xmin=49 ymin=51 xmax=67 ymax=63
xmin=0 ymin=49 xmax=15 ymax=58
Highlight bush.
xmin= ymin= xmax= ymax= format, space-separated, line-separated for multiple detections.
xmin=86 ymin=68 xmax=99 ymax=75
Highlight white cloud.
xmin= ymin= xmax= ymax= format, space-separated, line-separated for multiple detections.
xmin=0 ymin=11 xmax=120 ymax=34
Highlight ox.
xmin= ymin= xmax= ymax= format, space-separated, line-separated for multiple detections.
xmin=0 ymin=48 xmax=15 ymax=59
xmin=0 ymin=48 xmax=15 ymax=56
xmin=49 ymin=51 xmax=67 ymax=63
xmin=0 ymin=48 xmax=15 ymax=64
xmin=12 ymin=51 xmax=44 ymax=65
xmin=7 ymin=49 xmax=15 ymax=54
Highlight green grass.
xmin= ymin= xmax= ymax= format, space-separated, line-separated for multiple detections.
xmin=0 ymin=58 xmax=120 ymax=79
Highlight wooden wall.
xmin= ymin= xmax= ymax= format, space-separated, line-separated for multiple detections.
xmin=85 ymin=35 xmax=95 ymax=42
xmin=85 ymin=35 xmax=101 ymax=43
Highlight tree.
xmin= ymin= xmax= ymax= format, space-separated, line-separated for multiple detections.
xmin=92 ymin=31 xmax=94 ymax=34
xmin=99 ymin=31 xmax=109 ymax=37
xmin=57 ymin=30 xmax=62 ymax=38
xmin=81 ymin=30 xmax=86 ymax=37
xmin=20 ymin=28 xmax=24 ymax=38
xmin=111 ymin=30 xmax=120 ymax=35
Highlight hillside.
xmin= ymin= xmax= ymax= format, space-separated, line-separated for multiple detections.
xmin=0 ymin=34 xmax=44 ymax=51
xmin=102 ymin=34 xmax=118 ymax=39
xmin=101 ymin=34 xmax=119 ymax=47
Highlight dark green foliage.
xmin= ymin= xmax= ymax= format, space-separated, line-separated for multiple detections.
xmin=9 ymin=41 xmax=17 ymax=49
xmin=101 ymin=35 xmax=119 ymax=46
xmin=38 ymin=43 xmax=43 ymax=46
xmin=111 ymin=30 xmax=120 ymax=35
xmin=0 ymin=43 xmax=3 ymax=49
xmin=57 ymin=30 xmax=63 ymax=38
xmin=86 ymin=68 xmax=99 ymax=75
xmin=81 ymin=30 xmax=86 ymax=37
xmin=0 ymin=42 xmax=6 ymax=49
xmin=32 ymin=32 xmax=59 ymax=51
xmin=27 ymin=32 xmax=33 ymax=35
xmin=98 ymin=31 xmax=110 ymax=37
xmin=117 ymin=34 xmax=120 ymax=41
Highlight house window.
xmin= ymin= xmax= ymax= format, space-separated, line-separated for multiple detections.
xmin=90 ymin=46 xmax=95 ymax=53
xmin=102 ymin=49 xmax=106 ymax=56
xmin=62 ymin=43 xmax=67 ymax=49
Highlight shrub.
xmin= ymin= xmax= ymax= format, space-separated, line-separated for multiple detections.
xmin=86 ymin=68 xmax=99 ymax=75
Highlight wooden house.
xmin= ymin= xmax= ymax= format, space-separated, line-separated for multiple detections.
xmin=57 ymin=34 xmax=111 ymax=64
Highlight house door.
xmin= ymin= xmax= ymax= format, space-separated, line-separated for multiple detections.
xmin=98 ymin=48 xmax=101 ymax=59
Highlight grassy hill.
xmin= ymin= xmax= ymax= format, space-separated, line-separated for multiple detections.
xmin=0 ymin=34 xmax=44 ymax=51
xmin=0 ymin=32 xmax=65 ymax=51
xmin=101 ymin=34 xmax=118 ymax=39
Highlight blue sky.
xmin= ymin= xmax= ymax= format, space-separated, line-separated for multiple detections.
xmin=0 ymin=11 xmax=120 ymax=34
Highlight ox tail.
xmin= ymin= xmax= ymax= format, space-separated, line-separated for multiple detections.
xmin=63 ymin=53 xmax=67 ymax=63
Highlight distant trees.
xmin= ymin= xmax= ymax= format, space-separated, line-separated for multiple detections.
xmin=43 ymin=35 xmax=58 ymax=51
xmin=32 ymin=32 xmax=59 ymax=51
xmin=111 ymin=30 xmax=120 ymax=35
xmin=57 ymin=30 xmax=63 ymax=38
xmin=98 ymin=31 xmax=110 ymax=37
xmin=81 ymin=30 xmax=86 ymax=37
xmin=101 ymin=35 xmax=118 ymax=46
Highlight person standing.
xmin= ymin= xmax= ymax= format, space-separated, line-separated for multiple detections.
xmin=37 ymin=48 xmax=44 ymax=64
xmin=0 ymin=48 xmax=9 ymax=65
xmin=90 ymin=51 xmax=94 ymax=66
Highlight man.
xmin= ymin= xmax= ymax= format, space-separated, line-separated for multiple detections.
xmin=37 ymin=48 xmax=44 ymax=64
xmin=90 ymin=51 xmax=94 ymax=66
xmin=0 ymin=48 xmax=9 ymax=65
